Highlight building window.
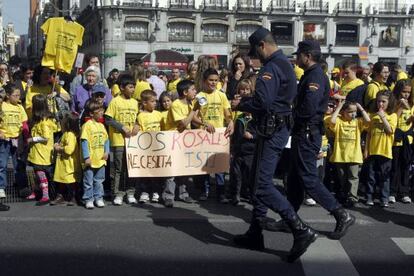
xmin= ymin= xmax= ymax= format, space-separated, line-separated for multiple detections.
xmin=203 ymin=24 xmax=228 ymax=42
xmin=379 ymin=25 xmax=400 ymax=47
xmin=303 ymin=23 xmax=326 ymax=45
xmin=125 ymin=22 xmax=148 ymax=41
xmin=271 ymin=22 xmax=293 ymax=45
xmin=336 ymin=24 xmax=358 ymax=46
xmin=168 ymin=22 xmax=194 ymax=42
xmin=236 ymin=24 xmax=259 ymax=43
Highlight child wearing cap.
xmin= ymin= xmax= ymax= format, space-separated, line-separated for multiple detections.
xmin=104 ymin=74 xmax=140 ymax=205
xmin=80 ymin=84 xmax=108 ymax=125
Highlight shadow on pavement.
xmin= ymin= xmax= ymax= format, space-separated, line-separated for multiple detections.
xmin=352 ymin=205 xmax=414 ymax=230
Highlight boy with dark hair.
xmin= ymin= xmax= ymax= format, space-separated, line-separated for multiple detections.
xmin=105 ymin=74 xmax=140 ymax=205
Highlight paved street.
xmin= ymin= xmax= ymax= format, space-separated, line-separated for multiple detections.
xmin=0 ymin=198 xmax=413 ymax=276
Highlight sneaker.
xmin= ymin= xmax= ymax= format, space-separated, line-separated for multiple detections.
xmin=180 ymin=196 xmax=195 ymax=204
xmin=380 ymin=201 xmax=389 ymax=208
xmin=50 ymin=194 xmax=66 ymax=206
xmin=199 ymin=192 xmax=208 ymax=201
xmin=85 ymin=201 xmax=94 ymax=209
xmin=151 ymin=193 xmax=160 ymax=203
xmin=0 ymin=189 xmax=6 ymax=198
xmin=389 ymin=196 xmax=396 ymax=203
xmin=402 ymin=196 xmax=412 ymax=204
xmin=139 ymin=192 xmax=149 ymax=203
xmin=127 ymin=195 xmax=137 ymax=204
xmin=113 ymin=196 xmax=123 ymax=206
xmin=366 ymin=199 xmax=374 ymax=206
xmin=164 ymin=198 xmax=174 ymax=208
xmin=67 ymin=198 xmax=77 ymax=206
xmin=95 ymin=199 xmax=105 ymax=208
xmin=304 ymin=198 xmax=316 ymax=206
xmin=26 ymin=192 xmax=36 ymax=200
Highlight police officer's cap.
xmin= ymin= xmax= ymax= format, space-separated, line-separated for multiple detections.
xmin=247 ymin=27 xmax=272 ymax=57
xmin=293 ymin=40 xmax=321 ymax=55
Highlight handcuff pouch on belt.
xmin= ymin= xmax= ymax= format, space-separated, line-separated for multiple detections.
xmin=257 ymin=113 xmax=285 ymax=138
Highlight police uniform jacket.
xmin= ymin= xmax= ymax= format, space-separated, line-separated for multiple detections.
xmin=293 ymin=63 xmax=329 ymax=131
xmin=238 ymin=50 xmax=297 ymax=117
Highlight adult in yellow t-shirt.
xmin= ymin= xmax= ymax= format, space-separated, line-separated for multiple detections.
xmin=41 ymin=17 xmax=85 ymax=74
xmin=167 ymin=68 xmax=182 ymax=94
xmin=341 ymin=60 xmax=365 ymax=96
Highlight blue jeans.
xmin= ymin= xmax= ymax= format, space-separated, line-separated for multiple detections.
xmin=0 ymin=140 xmax=18 ymax=189
xmin=82 ymin=166 xmax=105 ymax=202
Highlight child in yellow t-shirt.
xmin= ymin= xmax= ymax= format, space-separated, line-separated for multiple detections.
xmin=329 ymin=100 xmax=370 ymax=206
xmin=0 ymin=84 xmax=29 ymax=202
xmin=27 ymin=94 xmax=58 ymax=204
xmin=192 ymin=68 xmax=234 ymax=203
xmin=160 ymin=80 xmax=199 ymax=207
xmin=81 ymin=101 xmax=110 ymax=209
xmin=137 ymin=90 xmax=163 ymax=203
xmin=159 ymin=91 xmax=176 ymax=131
xmin=104 ymin=74 xmax=139 ymax=206
xmin=365 ymin=90 xmax=398 ymax=207
xmin=51 ymin=113 xmax=81 ymax=206
xmin=390 ymin=79 xmax=414 ymax=203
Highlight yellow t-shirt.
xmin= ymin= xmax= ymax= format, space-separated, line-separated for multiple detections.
xmin=397 ymin=71 xmax=408 ymax=81
xmin=53 ymin=131 xmax=81 ymax=184
xmin=112 ymin=84 xmax=121 ymax=97
xmin=341 ymin=78 xmax=365 ymax=96
xmin=294 ymin=65 xmax=304 ymax=81
xmin=364 ymin=81 xmax=388 ymax=107
xmin=394 ymin=106 xmax=414 ymax=146
xmin=167 ymin=78 xmax=181 ymax=94
xmin=160 ymin=110 xmax=175 ymax=131
xmin=138 ymin=110 xmax=162 ymax=131
xmin=329 ymin=117 xmax=367 ymax=163
xmin=28 ymin=118 xmax=58 ymax=166
xmin=197 ymin=90 xmax=231 ymax=128
xmin=169 ymin=99 xmax=192 ymax=130
xmin=41 ymin=17 xmax=84 ymax=74
xmin=133 ymin=80 xmax=152 ymax=101
xmin=0 ymin=102 xmax=27 ymax=138
xmin=81 ymin=120 xmax=108 ymax=168
xmin=26 ymin=84 xmax=69 ymax=118
xmin=105 ymin=95 xmax=139 ymax=147
xmin=368 ymin=113 xmax=398 ymax=159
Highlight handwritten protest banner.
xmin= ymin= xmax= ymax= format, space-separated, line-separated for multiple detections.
xmin=125 ymin=128 xmax=230 ymax=177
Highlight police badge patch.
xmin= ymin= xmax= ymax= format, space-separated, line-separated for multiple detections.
xmin=308 ymin=83 xmax=320 ymax=91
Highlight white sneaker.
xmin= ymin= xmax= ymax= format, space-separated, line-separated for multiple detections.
xmin=127 ymin=195 xmax=137 ymax=204
xmin=95 ymin=199 xmax=105 ymax=208
xmin=304 ymin=198 xmax=316 ymax=206
xmin=113 ymin=196 xmax=123 ymax=206
xmin=402 ymin=196 xmax=412 ymax=204
xmin=85 ymin=201 xmax=94 ymax=209
xmin=366 ymin=199 xmax=374 ymax=206
xmin=139 ymin=192 xmax=149 ymax=203
xmin=0 ymin=189 xmax=6 ymax=199
xmin=389 ymin=196 xmax=396 ymax=203
xmin=151 ymin=193 xmax=160 ymax=203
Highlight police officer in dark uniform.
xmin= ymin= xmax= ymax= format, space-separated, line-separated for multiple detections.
xmin=287 ymin=40 xmax=355 ymax=239
xmin=232 ymin=27 xmax=317 ymax=263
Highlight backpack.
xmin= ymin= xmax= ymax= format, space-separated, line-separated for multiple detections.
xmin=53 ymin=91 xmax=72 ymax=121
xmin=346 ymin=81 xmax=382 ymax=110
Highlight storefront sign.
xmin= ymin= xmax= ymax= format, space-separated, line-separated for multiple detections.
xmin=271 ymin=22 xmax=293 ymax=45
xmin=336 ymin=24 xmax=359 ymax=46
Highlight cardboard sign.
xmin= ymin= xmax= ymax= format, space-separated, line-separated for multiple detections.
xmin=125 ymin=128 xmax=230 ymax=177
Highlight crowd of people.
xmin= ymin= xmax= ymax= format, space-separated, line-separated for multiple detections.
xmin=0 ymin=38 xmax=413 ymax=218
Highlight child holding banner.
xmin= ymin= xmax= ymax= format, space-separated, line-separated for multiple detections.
xmin=104 ymin=74 xmax=139 ymax=206
xmin=81 ymin=100 xmax=110 ymax=209
xmin=192 ymin=68 xmax=234 ymax=203
xmin=160 ymin=80 xmax=198 ymax=207
xmin=137 ymin=90 xmax=163 ymax=203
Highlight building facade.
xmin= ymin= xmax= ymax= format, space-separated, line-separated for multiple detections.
xmin=31 ymin=0 xmax=414 ymax=75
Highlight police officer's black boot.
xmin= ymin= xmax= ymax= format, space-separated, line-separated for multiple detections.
xmin=286 ymin=215 xmax=318 ymax=263
xmin=261 ymin=218 xmax=291 ymax=233
xmin=233 ymin=220 xmax=264 ymax=251
xmin=330 ymin=208 xmax=355 ymax=240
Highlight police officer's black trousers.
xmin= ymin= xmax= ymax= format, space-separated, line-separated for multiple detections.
xmin=249 ymin=125 xmax=297 ymax=232
xmin=287 ymin=131 xmax=340 ymax=212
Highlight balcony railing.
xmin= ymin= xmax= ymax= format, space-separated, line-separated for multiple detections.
xmin=334 ymin=1 xmax=362 ymax=14
xmin=237 ymin=0 xmax=262 ymax=11
xmin=169 ymin=0 xmax=195 ymax=9
xmin=303 ymin=0 xmax=329 ymax=13
xmin=271 ymin=0 xmax=296 ymax=12
xmin=203 ymin=0 xmax=229 ymax=10
xmin=122 ymin=0 xmax=153 ymax=7
xmin=374 ymin=2 xmax=414 ymax=15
